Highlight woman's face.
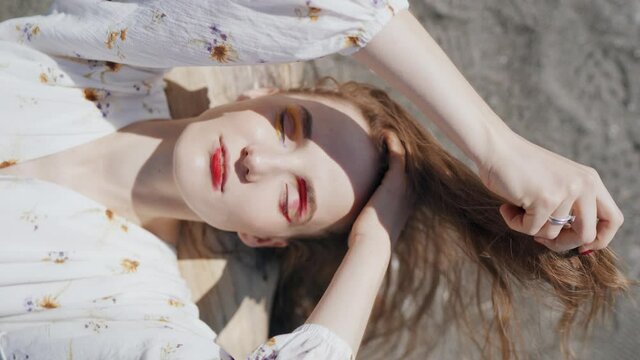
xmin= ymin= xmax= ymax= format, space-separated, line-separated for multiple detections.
xmin=173 ymin=93 xmax=380 ymax=246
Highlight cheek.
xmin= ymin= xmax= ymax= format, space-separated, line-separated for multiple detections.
xmin=221 ymin=188 xmax=282 ymax=235
xmin=223 ymin=111 xmax=274 ymax=140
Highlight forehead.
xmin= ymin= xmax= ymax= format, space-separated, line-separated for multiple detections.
xmin=274 ymin=93 xmax=381 ymax=235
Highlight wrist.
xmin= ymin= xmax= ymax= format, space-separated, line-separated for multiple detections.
xmin=471 ymin=113 xmax=517 ymax=171
xmin=348 ymin=234 xmax=392 ymax=263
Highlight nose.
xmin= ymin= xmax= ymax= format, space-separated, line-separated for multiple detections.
xmin=239 ymin=145 xmax=291 ymax=182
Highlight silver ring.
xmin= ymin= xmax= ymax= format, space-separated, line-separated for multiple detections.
xmin=548 ymin=214 xmax=576 ymax=226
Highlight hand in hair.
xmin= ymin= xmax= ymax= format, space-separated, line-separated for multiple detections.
xmin=348 ymin=130 xmax=412 ymax=248
xmin=305 ymin=131 xmax=412 ymax=358
xmin=351 ymin=10 xmax=623 ymax=255
xmin=479 ymin=134 xmax=624 ymax=255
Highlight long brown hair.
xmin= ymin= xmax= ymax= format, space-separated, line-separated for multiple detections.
xmin=267 ymin=78 xmax=631 ymax=359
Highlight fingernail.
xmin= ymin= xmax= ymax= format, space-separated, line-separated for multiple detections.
xmin=579 ymin=250 xmax=594 ymax=256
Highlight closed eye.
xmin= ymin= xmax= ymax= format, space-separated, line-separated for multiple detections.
xmin=275 ymin=103 xmax=315 ymax=224
xmin=275 ymin=105 xmax=304 ymax=145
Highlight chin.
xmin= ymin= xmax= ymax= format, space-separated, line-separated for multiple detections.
xmin=173 ymin=123 xmax=218 ymax=225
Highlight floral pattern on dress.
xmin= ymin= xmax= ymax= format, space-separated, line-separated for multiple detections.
xmin=167 ymin=298 xmax=184 ymax=308
xmin=295 ymin=1 xmax=322 ymax=22
xmin=38 ymin=66 xmax=65 ymax=85
xmin=265 ymin=337 xmax=276 ymax=347
xmin=67 ymin=207 xmax=131 ymax=245
xmin=20 ymin=208 xmax=47 ymax=231
xmin=23 ymin=296 xmax=37 ymax=312
xmin=120 ymin=258 xmax=140 ymax=273
xmin=148 ymin=9 xmax=168 ymax=28
xmin=16 ymin=95 xmax=39 ymax=109
xmin=14 ymin=23 xmax=40 ymax=43
xmin=105 ymin=27 xmax=128 ymax=60
xmin=42 ymin=251 xmax=70 ymax=264
xmin=81 ymin=60 xmax=123 ymax=83
xmin=160 ymin=343 xmax=184 ymax=360
xmin=92 ymin=295 xmax=118 ymax=305
xmin=371 ymin=0 xmax=397 ymax=14
xmin=344 ymin=28 xmax=366 ymax=49
xmin=190 ymin=24 xmax=238 ymax=63
xmin=143 ymin=314 xmax=172 ymax=326
xmin=251 ymin=346 xmax=278 ymax=360
xmin=104 ymin=208 xmax=131 ymax=232
xmin=142 ymin=101 xmax=158 ymax=114
xmin=38 ymin=295 xmax=60 ymax=309
xmin=7 ymin=349 xmax=31 ymax=360
xmin=370 ymin=0 xmax=386 ymax=6
xmin=84 ymin=319 xmax=109 ymax=333
xmin=0 ymin=159 xmax=17 ymax=169
xmin=207 ymin=24 xmax=238 ymax=63
xmin=82 ymin=88 xmax=112 ymax=117
xmin=23 ymin=282 xmax=71 ymax=312
xmin=250 ymin=337 xmax=278 ymax=360
xmin=133 ymin=80 xmax=152 ymax=95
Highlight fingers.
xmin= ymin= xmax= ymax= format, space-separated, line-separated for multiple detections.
xmin=377 ymin=131 xmax=409 ymax=197
xmin=382 ymin=130 xmax=406 ymax=175
xmin=533 ymin=199 xmax=575 ymax=240
xmin=499 ymin=202 xmax=548 ymax=236
xmin=534 ymin=194 xmax=596 ymax=253
xmin=360 ymin=131 xmax=411 ymax=242
xmin=487 ymin=137 xmax=623 ymax=255
xmin=578 ymin=183 xmax=624 ymax=253
xmin=518 ymin=173 xmax=624 ymax=254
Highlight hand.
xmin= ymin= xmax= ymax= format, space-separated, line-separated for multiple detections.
xmin=348 ymin=131 xmax=412 ymax=248
xmin=479 ymin=131 xmax=624 ymax=254
xmin=304 ymin=134 xmax=411 ymax=357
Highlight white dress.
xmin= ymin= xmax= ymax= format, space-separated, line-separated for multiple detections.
xmin=0 ymin=1 xmax=409 ymax=359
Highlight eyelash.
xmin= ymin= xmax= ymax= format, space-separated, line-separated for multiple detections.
xmin=280 ymin=183 xmax=291 ymax=223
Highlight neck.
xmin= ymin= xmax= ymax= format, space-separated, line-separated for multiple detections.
xmin=101 ymin=117 xmax=201 ymax=225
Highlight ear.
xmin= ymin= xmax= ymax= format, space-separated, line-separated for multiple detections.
xmin=237 ymin=232 xmax=288 ymax=248
xmin=235 ymin=87 xmax=280 ymax=101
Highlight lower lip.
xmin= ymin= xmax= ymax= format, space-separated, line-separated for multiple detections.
xmin=210 ymin=140 xmax=225 ymax=192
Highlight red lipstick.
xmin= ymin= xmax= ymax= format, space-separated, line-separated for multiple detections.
xmin=297 ymin=177 xmax=307 ymax=217
xmin=210 ymin=136 xmax=227 ymax=192
xmin=280 ymin=178 xmax=309 ymax=224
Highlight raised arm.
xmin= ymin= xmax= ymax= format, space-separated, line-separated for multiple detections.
xmin=352 ymin=10 xmax=624 ymax=255
xmin=304 ymin=132 xmax=410 ymax=357
xmin=248 ymin=132 xmax=411 ymax=359
xmin=351 ymin=10 xmax=507 ymax=167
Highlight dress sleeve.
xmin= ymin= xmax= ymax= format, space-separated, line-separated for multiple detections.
xmin=248 ymin=324 xmax=353 ymax=360
xmin=0 ymin=0 xmax=408 ymax=68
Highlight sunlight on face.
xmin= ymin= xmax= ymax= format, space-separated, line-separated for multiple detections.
xmin=173 ymin=94 xmax=380 ymax=245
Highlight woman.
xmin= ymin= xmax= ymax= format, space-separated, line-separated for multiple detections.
xmin=0 ymin=69 xmax=410 ymax=358
xmin=0 ymin=2 xmax=430 ymax=358
xmin=0 ymin=0 xmax=628 ymax=359
xmin=1 ymin=0 xmax=624 ymax=257
xmin=2 ymin=0 xmax=625 ymax=257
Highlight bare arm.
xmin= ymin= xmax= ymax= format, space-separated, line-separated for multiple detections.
xmin=306 ymin=132 xmax=410 ymax=357
xmin=351 ymin=9 xmax=509 ymax=168
xmin=352 ymin=9 xmax=624 ymax=255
